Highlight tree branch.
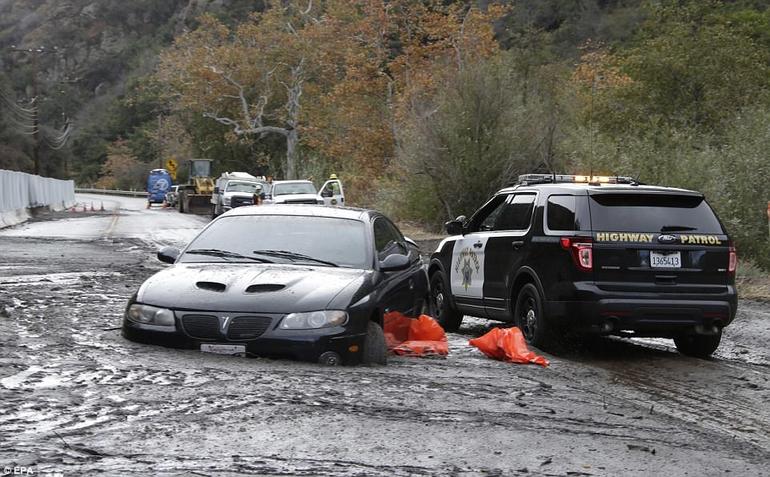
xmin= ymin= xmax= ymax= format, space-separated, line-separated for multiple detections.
xmin=202 ymin=112 xmax=288 ymax=137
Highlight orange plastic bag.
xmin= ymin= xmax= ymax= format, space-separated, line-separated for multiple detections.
xmin=383 ymin=312 xmax=412 ymax=349
xmin=383 ymin=312 xmax=449 ymax=357
xmin=469 ymin=327 xmax=549 ymax=367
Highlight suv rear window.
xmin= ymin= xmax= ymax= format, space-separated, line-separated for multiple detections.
xmin=589 ymin=193 xmax=724 ymax=234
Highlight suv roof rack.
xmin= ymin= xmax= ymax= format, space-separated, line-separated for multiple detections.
xmin=515 ymin=173 xmax=641 ymax=186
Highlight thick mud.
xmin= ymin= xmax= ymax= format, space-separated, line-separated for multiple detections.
xmin=0 ymin=236 xmax=768 ymax=476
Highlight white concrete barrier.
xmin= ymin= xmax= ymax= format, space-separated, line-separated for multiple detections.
xmin=0 ymin=169 xmax=75 ymax=228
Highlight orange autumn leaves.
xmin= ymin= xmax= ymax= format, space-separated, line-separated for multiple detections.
xmin=158 ymin=0 xmax=503 ymax=202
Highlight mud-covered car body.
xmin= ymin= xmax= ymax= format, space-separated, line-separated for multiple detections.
xmin=122 ymin=205 xmax=427 ymax=364
xmin=428 ymin=174 xmax=737 ymax=356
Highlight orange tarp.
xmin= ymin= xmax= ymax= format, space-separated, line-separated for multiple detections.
xmin=468 ymin=327 xmax=549 ymax=367
xmin=383 ymin=312 xmax=449 ymax=357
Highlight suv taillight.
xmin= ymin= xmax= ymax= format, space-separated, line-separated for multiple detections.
xmin=561 ymin=237 xmax=593 ymax=272
xmin=728 ymin=242 xmax=737 ymax=275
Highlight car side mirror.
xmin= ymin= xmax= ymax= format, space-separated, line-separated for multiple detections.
xmin=157 ymin=246 xmax=180 ymax=264
xmin=379 ymin=253 xmax=410 ymax=272
xmin=445 ymin=216 xmax=466 ymax=236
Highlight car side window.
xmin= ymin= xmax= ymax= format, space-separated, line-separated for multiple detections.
xmin=373 ymin=217 xmax=406 ymax=260
xmin=492 ymin=194 xmax=536 ymax=231
xmin=547 ymin=195 xmax=577 ymax=231
xmin=471 ymin=195 xmax=509 ymax=232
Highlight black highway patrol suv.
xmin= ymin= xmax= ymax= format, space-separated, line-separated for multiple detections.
xmin=428 ymin=174 xmax=737 ymax=357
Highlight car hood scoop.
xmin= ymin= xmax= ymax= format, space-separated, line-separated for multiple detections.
xmin=196 ymin=281 xmax=226 ymax=292
xmin=245 ymin=283 xmax=285 ymax=293
xmin=138 ymin=264 xmax=366 ymax=313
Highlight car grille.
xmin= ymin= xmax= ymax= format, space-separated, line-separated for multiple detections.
xmin=231 ymin=196 xmax=254 ymax=208
xmin=284 ymin=199 xmax=317 ymax=204
xmin=181 ymin=314 xmax=220 ymax=340
xmin=226 ymin=316 xmax=273 ymax=340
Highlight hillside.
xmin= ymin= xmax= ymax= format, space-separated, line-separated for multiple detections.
xmin=0 ymin=0 xmax=768 ymax=266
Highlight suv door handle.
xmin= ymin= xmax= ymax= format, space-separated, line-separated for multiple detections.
xmin=473 ymin=241 xmax=483 ymax=248
xmin=511 ymin=241 xmax=524 ymax=249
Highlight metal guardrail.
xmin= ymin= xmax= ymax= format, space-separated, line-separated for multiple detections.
xmin=75 ymin=188 xmax=147 ymax=198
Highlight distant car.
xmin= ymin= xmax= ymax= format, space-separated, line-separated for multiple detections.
xmin=429 ymin=174 xmax=737 ymax=358
xmin=264 ymin=180 xmax=324 ymax=205
xmin=211 ymin=172 xmax=266 ymax=218
xmin=165 ymin=185 xmax=180 ymax=208
xmin=122 ymin=205 xmax=428 ymax=365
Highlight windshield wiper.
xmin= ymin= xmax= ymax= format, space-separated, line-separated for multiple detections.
xmin=186 ymin=248 xmax=273 ymax=263
xmin=252 ymin=249 xmax=339 ymax=267
xmin=660 ymin=225 xmax=697 ymax=232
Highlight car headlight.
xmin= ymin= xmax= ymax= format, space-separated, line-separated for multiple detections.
xmin=280 ymin=310 xmax=348 ymax=329
xmin=127 ymin=304 xmax=175 ymax=327
xmin=316 ymin=198 xmax=325 ymax=204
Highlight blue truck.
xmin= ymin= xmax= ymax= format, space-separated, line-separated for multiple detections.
xmin=147 ymin=169 xmax=173 ymax=207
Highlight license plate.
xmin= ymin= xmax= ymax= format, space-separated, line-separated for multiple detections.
xmin=200 ymin=344 xmax=246 ymax=356
xmin=650 ymin=251 xmax=681 ymax=268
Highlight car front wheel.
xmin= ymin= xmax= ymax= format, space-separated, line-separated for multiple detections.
xmin=514 ymin=283 xmax=552 ymax=348
xmin=674 ymin=330 xmax=722 ymax=358
xmin=362 ymin=321 xmax=387 ymax=365
xmin=429 ymin=272 xmax=463 ymax=331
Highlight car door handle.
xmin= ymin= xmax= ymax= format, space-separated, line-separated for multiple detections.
xmin=473 ymin=241 xmax=483 ymax=248
xmin=511 ymin=241 xmax=524 ymax=249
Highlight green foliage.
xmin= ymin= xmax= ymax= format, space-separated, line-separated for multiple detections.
xmin=385 ymin=57 xmax=557 ymax=225
xmin=592 ymin=1 xmax=770 ymax=135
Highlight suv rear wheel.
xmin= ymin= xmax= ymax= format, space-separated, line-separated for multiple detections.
xmin=514 ymin=283 xmax=552 ymax=348
xmin=674 ymin=330 xmax=722 ymax=358
xmin=429 ymin=272 xmax=463 ymax=331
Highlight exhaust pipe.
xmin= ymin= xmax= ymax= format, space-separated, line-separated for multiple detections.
xmin=601 ymin=317 xmax=618 ymax=334
xmin=694 ymin=322 xmax=721 ymax=335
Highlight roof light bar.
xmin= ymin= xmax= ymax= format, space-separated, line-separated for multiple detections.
xmin=516 ymin=174 xmax=639 ymax=186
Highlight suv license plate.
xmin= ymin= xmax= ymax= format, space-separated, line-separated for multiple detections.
xmin=200 ymin=344 xmax=246 ymax=356
xmin=650 ymin=251 xmax=681 ymax=268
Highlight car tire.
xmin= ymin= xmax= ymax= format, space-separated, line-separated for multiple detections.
xmin=362 ymin=321 xmax=387 ymax=365
xmin=429 ymin=272 xmax=463 ymax=331
xmin=674 ymin=329 xmax=722 ymax=358
xmin=514 ymin=283 xmax=552 ymax=348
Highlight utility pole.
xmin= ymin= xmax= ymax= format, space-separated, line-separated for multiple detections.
xmin=158 ymin=113 xmax=164 ymax=169
xmin=8 ymin=45 xmax=58 ymax=176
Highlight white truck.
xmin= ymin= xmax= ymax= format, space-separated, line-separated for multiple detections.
xmin=264 ymin=178 xmax=345 ymax=206
xmin=210 ymin=172 xmax=265 ymax=218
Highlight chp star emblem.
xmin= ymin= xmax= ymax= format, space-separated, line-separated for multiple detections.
xmin=454 ymin=246 xmax=481 ymax=291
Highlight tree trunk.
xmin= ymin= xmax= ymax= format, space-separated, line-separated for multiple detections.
xmin=286 ymin=128 xmax=298 ymax=179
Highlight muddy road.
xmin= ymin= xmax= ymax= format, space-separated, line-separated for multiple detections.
xmin=1 ymin=204 xmax=768 ymax=476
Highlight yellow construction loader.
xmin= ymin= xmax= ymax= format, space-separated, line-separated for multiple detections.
xmin=177 ymin=159 xmax=215 ymax=214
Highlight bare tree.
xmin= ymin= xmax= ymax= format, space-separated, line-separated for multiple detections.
xmin=203 ymin=59 xmax=305 ymax=179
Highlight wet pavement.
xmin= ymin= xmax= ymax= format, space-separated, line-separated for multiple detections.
xmin=0 ymin=208 xmax=769 ymax=476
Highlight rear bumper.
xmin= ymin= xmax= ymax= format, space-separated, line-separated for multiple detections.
xmin=122 ymin=319 xmax=367 ymax=364
xmin=545 ymin=283 xmax=737 ymax=337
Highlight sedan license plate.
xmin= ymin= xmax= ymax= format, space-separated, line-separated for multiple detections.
xmin=650 ymin=251 xmax=681 ymax=268
xmin=200 ymin=343 xmax=246 ymax=356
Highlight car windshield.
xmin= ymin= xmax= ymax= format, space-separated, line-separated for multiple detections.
xmin=226 ymin=181 xmax=261 ymax=193
xmin=589 ymin=193 xmax=725 ymax=234
xmin=273 ymin=182 xmax=317 ymax=196
xmin=180 ymin=215 xmax=369 ymax=268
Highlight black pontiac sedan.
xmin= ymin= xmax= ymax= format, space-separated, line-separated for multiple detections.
xmin=122 ymin=205 xmax=428 ymax=365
